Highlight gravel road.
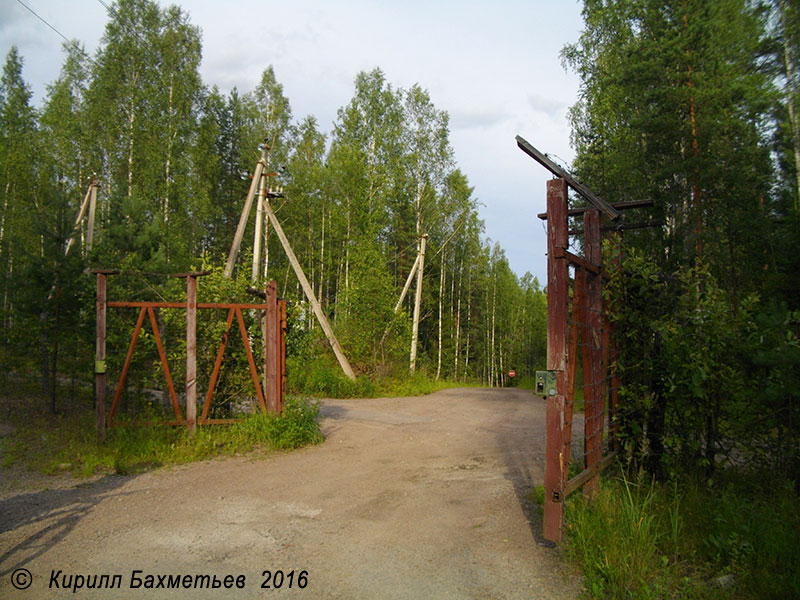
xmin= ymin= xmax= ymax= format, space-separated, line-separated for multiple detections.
xmin=0 ymin=387 xmax=582 ymax=599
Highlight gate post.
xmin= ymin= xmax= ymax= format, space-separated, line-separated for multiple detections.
xmin=91 ymin=268 xmax=118 ymax=440
xmin=175 ymin=271 xmax=209 ymax=435
xmin=543 ymin=178 xmax=569 ymax=543
xmin=264 ymin=281 xmax=280 ymax=414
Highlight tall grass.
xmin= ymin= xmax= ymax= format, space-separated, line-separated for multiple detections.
xmin=563 ymin=469 xmax=800 ymax=598
xmin=1 ymin=395 xmax=324 ymax=478
xmin=286 ymin=357 xmax=472 ymax=398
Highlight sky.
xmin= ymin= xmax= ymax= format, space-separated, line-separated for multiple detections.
xmin=1 ymin=0 xmax=586 ymax=284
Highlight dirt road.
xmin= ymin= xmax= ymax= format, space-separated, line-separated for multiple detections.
xmin=0 ymin=387 xmax=582 ymax=599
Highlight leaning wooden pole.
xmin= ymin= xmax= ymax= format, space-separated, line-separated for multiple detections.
xmin=86 ymin=180 xmax=98 ymax=253
xmin=64 ymin=180 xmax=94 ymax=257
xmin=543 ymin=178 xmax=569 ymax=543
xmin=379 ymin=254 xmax=420 ymax=348
xmin=262 ymin=198 xmax=356 ymax=380
xmin=225 ymin=158 xmax=265 ymax=278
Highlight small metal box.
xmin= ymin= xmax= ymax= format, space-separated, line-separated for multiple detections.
xmin=535 ymin=370 xmax=557 ymax=397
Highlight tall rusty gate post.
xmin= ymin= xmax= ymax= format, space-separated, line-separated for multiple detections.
xmin=543 ymin=178 xmax=569 ymax=542
xmin=91 ymin=269 xmax=118 ymax=440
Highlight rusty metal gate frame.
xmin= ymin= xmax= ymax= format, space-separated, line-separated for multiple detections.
xmin=517 ymin=135 xmax=654 ymax=543
xmin=91 ymin=270 xmax=286 ymax=437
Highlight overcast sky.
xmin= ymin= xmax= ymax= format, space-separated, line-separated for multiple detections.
xmin=1 ymin=0 xmax=585 ymax=283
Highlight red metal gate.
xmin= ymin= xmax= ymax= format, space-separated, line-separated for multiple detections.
xmin=91 ymin=270 xmax=286 ymax=438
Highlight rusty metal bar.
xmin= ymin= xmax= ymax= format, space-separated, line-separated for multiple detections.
xmin=582 ymin=210 xmax=604 ymax=498
xmin=108 ymin=301 xmax=268 ymax=310
xmin=563 ymin=269 xmax=586 ymax=492
xmin=109 ymin=306 xmax=147 ymax=426
xmin=279 ymin=299 xmax=287 ymax=412
xmin=543 ymin=178 xmax=569 ymax=543
xmin=145 ymin=307 xmax=182 ymax=422
xmin=200 ymin=308 xmax=236 ymax=424
xmin=235 ymin=307 xmax=268 ymax=413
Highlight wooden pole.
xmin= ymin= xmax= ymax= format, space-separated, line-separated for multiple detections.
xmin=262 ymin=197 xmax=356 ymax=380
xmin=543 ymin=178 xmax=569 ymax=543
xmin=86 ymin=180 xmax=97 ymax=253
xmin=264 ymin=280 xmax=280 ymax=413
xmin=394 ymin=254 xmax=420 ymax=314
xmin=65 ymin=181 xmax=94 ymax=257
xmin=225 ymin=159 xmax=265 ymax=278
xmin=379 ymin=254 xmax=420 ymax=348
xmin=177 ymin=272 xmax=209 ymax=434
xmin=252 ymin=167 xmax=266 ymax=282
xmin=409 ymin=234 xmax=427 ymax=372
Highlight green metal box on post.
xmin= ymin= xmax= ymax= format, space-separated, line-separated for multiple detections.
xmin=535 ymin=370 xmax=557 ymax=398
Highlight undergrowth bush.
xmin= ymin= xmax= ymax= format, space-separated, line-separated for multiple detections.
xmin=564 ymin=469 xmax=800 ymax=599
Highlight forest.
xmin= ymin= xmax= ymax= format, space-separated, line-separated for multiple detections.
xmin=2 ymin=0 xmax=800 ymax=594
xmin=0 ymin=0 xmax=548 ymax=406
xmin=559 ymin=0 xmax=800 ymax=596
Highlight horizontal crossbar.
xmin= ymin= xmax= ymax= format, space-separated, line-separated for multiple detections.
xmin=537 ymin=200 xmax=654 ymax=221
xmin=108 ymin=302 xmax=269 ymax=310
xmin=564 ymin=451 xmax=618 ymax=497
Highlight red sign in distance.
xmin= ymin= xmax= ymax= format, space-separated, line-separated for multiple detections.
xmin=508 ymin=370 xmax=516 ymax=378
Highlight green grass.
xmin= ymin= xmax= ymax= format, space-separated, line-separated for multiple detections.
xmin=1 ymin=392 xmax=324 ymax=478
xmin=286 ymin=357 xmax=476 ymax=399
xmin=562 ymin=469 xmax=800 ymax=599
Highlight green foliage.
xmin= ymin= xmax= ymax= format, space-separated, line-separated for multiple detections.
xmin=564 ymin=470 xmax=800 ymax=599
xmin=606 ymin=248 xmax=800 ymax=481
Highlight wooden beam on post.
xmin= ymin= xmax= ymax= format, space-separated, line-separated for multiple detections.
xmin=543 ymin=178 xmax=569 ymax=543
xmin=516 ymin=135 xmax=620 ymax=221
xmin=262 ymin=197 xmax=356 ymax=380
